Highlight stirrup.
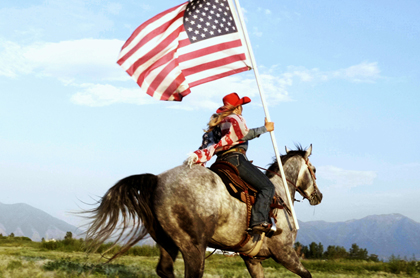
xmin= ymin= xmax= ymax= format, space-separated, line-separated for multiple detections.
xmin=266 ymin=217 xmax=281 ymax=238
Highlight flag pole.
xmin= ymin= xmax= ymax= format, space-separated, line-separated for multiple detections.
xmin=230 ymin=0 xmax=299 ymax=230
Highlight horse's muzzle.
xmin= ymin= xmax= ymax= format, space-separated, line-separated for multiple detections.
xmin=309 ymin=190 xmax=323 ymax=206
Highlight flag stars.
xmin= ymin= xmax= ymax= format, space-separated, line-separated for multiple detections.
xmin=184 ymin=0 xmax=238 ymax=43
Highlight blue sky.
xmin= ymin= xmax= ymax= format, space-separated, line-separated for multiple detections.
xmin=1 ymin=0 xmax=419 ymax=227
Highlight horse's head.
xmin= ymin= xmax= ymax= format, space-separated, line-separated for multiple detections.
xmin=267 ymin=144 xmax=323 ymax=206
xmin=285 ymin=144 xmax=323 ymax=206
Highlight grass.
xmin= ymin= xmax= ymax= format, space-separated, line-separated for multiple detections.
xmin=0 ymin=240 xmax=418 ymax=277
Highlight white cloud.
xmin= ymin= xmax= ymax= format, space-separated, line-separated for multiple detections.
xmin=265 ymin=9 xmax=272 ymax=15
xmin=318 ymin=165 xmax=377 ymax=188
xmin=0 ymin=38 xmax=127 ymax=82
xmin=70 ymin=83 xmax=155 ymax=107
xmin=285 ymin=62 xmax=381 ymax=83
xmin=0 ymin=38 xmax=382 ymax=108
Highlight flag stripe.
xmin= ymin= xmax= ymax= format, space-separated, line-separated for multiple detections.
xmin=182 ymin=54 xmax=247 ymax=76
xmin=118 ymin=12 xmax=185 ymax=66
xmin=189 ymin=67 xmax=249 ymax=88
xmin=119 ymin=2 xmax=187 ymax=56
xmin=185 ymin=60 xmax=249 ymax=84
xmin=178 ymin=39 xmax=243 ymax=63
xmin=160 ymin=73 xmax=187 ymax=101
xmin=127 ymin=25 xmax=184 ymax=76
xmin=136 ymin=50 xmax=175 ymax=88
xmin=146 ymin=59 xmax=180 ymax=97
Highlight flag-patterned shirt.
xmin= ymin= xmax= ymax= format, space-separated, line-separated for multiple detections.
xmin=193 ymin=113 xmax=269 ymax=164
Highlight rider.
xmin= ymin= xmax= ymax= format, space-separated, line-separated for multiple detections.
xmin=187 ymin=92 xmax=276 ymax=234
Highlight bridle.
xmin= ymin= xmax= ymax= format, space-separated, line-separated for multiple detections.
xmin=256 ymin=157 xmax=318 ymax=201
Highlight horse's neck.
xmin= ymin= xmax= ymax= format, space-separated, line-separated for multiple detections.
xmin=271 ymin=157 xmax=302 ymax=205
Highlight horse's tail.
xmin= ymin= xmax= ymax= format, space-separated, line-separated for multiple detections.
xmin=84 ymin=174 xmax=158 ymax=261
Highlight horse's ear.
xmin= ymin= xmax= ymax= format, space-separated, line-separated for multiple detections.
xmin=285 ymin=146 xmax=290 ymax=153
xmin=304 ymin=144 xmax=312 ymax=159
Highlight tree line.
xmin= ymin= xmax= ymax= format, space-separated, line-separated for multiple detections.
xmin=294 ymin=242 xmax=380 ymax=261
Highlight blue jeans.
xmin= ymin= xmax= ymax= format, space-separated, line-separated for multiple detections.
xmin=217 ymin=152 xmax=275 ymax=226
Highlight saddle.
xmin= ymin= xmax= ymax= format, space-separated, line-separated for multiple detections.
xmin=210 ymin=160 xmax=289 ymax=225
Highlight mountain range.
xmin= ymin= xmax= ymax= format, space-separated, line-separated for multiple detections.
xmin=1 ymin=202 xmax=419 ymax=259
xmin=0 ymin=202 xmax=82 ymax=241
xmin=296 ymin=213 xmax=420 ymax=260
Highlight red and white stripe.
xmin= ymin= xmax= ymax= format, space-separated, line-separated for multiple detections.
xmin=194 ymin=114 xmax=249 ymax=164
xmin=117 ymin=1 xmax=251 ymax=101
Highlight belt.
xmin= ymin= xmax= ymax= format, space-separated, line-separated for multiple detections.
xmin=220 ymin=147 xmax=246 ymax=156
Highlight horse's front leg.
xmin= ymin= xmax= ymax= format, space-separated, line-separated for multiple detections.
xmin=269 ymin=244 xmax=312 ymax=278
xmin=240 ymin=255 xmax=265 ymax=278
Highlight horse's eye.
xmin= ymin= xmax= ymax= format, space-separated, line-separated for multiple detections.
xmin=313 ymin=168 xmax=316 ymax=174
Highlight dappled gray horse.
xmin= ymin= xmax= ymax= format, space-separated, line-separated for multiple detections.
xmin=85 ymin=145 xmax=322 ymax=278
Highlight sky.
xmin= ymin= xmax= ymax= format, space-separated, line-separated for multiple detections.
xmin=1 ymin=0 xmax=419 ymax=228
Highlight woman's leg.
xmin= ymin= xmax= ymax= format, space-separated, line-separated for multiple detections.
xmin=222 ymin=153 xmax=275 ymax=227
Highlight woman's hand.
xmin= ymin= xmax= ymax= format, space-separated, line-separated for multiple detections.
xmin=265 ymin=118 xmax=274 ymax=132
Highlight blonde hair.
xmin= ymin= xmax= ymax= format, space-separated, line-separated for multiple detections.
xmin=204 ymin=104 xmax=238 ymax=132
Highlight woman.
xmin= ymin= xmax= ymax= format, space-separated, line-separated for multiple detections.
xmin=187 ymin=92 xmax=276 ymax=234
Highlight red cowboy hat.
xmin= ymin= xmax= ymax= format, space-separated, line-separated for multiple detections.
xmin=216 ymin=93 xmax=251 ymax=113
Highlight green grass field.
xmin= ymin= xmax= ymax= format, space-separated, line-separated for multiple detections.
xmin=0 ymin=237 xmax=418 ymax=277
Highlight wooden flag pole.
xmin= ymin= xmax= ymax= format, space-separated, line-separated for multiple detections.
xmin=230 ymin=0 xmax=299 ymax=230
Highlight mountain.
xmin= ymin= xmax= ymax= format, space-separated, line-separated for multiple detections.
xmin=296 ymin=213 xmax=420 ymax=260
xmin=0 ymin=202 xmax=82 ymax=241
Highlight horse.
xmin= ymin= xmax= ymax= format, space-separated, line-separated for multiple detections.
xmin=84 ymin=144 xmax=322 ymax=278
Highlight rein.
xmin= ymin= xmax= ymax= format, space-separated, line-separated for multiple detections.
xmin=256 ymin=158 xmax=317 ymax=201
xmin=254 ymin=165 xmax=296 ymax=188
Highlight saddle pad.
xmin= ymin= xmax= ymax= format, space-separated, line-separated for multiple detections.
xmin=210 ymin=160 xmax=258 ymax=204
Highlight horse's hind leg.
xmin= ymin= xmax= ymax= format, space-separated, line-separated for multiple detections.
xmin=270 ymin=245 xmax=312 ymax=278
xmin=160 ymin=206 xmax=214 ymax=278
xmin=157 ymin=245 xmax=178 ymax=278
xmin=240 ymin=255 xmax=265 ymax=278
xmin=152 ymin=222 xmax=179 ymax=278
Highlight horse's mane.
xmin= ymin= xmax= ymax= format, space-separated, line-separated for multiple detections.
xmin=266 ymin=144 xmax=307 ymax=178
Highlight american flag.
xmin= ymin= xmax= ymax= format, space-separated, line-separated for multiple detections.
xmin=117 ymin=0 xmax=251 ymax=101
